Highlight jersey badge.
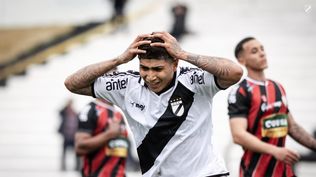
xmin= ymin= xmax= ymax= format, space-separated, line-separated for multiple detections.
xmin=170 ymin=97 xmax=184 ymax=117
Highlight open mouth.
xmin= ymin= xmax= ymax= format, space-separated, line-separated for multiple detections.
xmin=148 ymin=82 xmax=159 ymax=88
xmin=147 ymin=81 xmax=161 ymax=90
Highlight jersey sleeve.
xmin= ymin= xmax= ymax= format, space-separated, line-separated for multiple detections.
xmin=178 ymin=67 xmax=221 ymax=97
xmin=227 ymin=84 xmax=249 ymax=118
xmin=92 ymin=72 xmax=129 ymax=107
xmin=78 ymin=102 xmax=97 ymax=134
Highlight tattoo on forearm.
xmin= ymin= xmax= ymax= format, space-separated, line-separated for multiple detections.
xmin=73 ymin=66 xmax=98 ymax=87
xmin=290 ymin=122 xmax=316 ymax=151
xmin=186 ymin=54 xmax=231 ymax=78
xmin=76 ymin=87 xmax=92 ymax=95
xmin=186 ymin=54 xmax=201 ymax=66
xmin=67 ymin=62 xmax=109 ymax=95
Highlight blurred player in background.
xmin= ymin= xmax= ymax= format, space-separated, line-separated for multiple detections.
xmin=228 ymin=37 xmax=316 ymax=177
xmin=58 ymin=98 xmax=80 ymax=171
xmin=75 ymin=98 xmax=129 ymax=177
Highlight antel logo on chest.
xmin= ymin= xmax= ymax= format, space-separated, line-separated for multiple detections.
xmin=105 ymin=78 xmax=128 ymax=91
xmin=170 ymin=97 xmax=184 ymax=117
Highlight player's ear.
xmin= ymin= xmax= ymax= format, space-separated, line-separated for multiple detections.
xmin=172 ymin=58 xmax=179 ymax=70
xmin=237 ymin=53 xmax=246 ymax=65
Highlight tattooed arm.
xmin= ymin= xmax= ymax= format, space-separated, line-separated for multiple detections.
xmin=151 ymin=32 xmax=243 ymax=88
xmin=64 ymin=59 xmax=122 ymax=96
xmin=182 ymin=53 xmax=243 ymax=88
xmin=288 ymin=113 xmax=316 ymax=152
xmin=64 ymin=34 xmax=152 ymax=96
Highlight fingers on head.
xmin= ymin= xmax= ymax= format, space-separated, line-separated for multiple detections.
xmin=153 ymin=31 xmax=176 ymax=41
xmin=134 ymin=34 xmax=152 ymax=43
xmin=131 ymin=40 xmax=151 ymax=50
xmin=136 ymin=32 xmax=174 ymax=43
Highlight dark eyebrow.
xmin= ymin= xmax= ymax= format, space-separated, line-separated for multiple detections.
xmin=140 ymin=64 xmax=149 ymax=69
xmin=140 ymin=64 xmax=164 ymax=70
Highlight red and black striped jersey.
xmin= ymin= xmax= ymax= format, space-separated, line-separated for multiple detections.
xmin=78 ymin=101 xmax=128 ymax=177
xmin=228 ymin=77 xmax=295 ymax=177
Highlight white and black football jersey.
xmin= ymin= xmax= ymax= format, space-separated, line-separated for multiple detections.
xmin=92 ymin=67 xmax=229 ymax=177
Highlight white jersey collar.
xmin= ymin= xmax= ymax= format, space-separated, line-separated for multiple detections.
xmin=246 ymin=77 xmax=269 ymax=86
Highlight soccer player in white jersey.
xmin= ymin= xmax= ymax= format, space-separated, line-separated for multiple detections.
xmin=65 ymin=32 xmax=243 ymax=177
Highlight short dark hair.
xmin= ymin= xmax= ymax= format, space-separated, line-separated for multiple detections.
xmin=138 ymin=37 xmax=174 ymax=61
xmin=234 ymin=37 xmax=255 ymax=59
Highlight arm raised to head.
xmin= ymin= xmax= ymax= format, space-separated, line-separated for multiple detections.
xmin=150 ymin=32 xmax=243 ymax=89
xmin=64 ymin=34 xmax=152 ymax=96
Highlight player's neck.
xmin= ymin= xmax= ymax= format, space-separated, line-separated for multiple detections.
xmin=247 ymin=70 xmax=266 ymax=82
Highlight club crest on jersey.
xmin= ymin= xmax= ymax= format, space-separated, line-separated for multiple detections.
xmin=170 ymin=97 xmax=184 ymax=117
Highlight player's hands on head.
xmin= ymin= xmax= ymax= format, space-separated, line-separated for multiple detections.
xmin=117 ymin=33 xmax=152 ymax=64
xmin=150 ymin=31 xmax=186 ymax=60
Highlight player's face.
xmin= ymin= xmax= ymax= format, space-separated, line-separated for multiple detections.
xmin=139 ymin=58 xmax=177 ymax=93
xmin=240 ymin=39 xmax=268 ymax=71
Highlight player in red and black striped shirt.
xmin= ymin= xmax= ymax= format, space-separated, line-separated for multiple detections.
xmin=76 ymin=98 xmax=129 ymax=177
xmin=228 ymin=37 xmax=316 ymax=177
